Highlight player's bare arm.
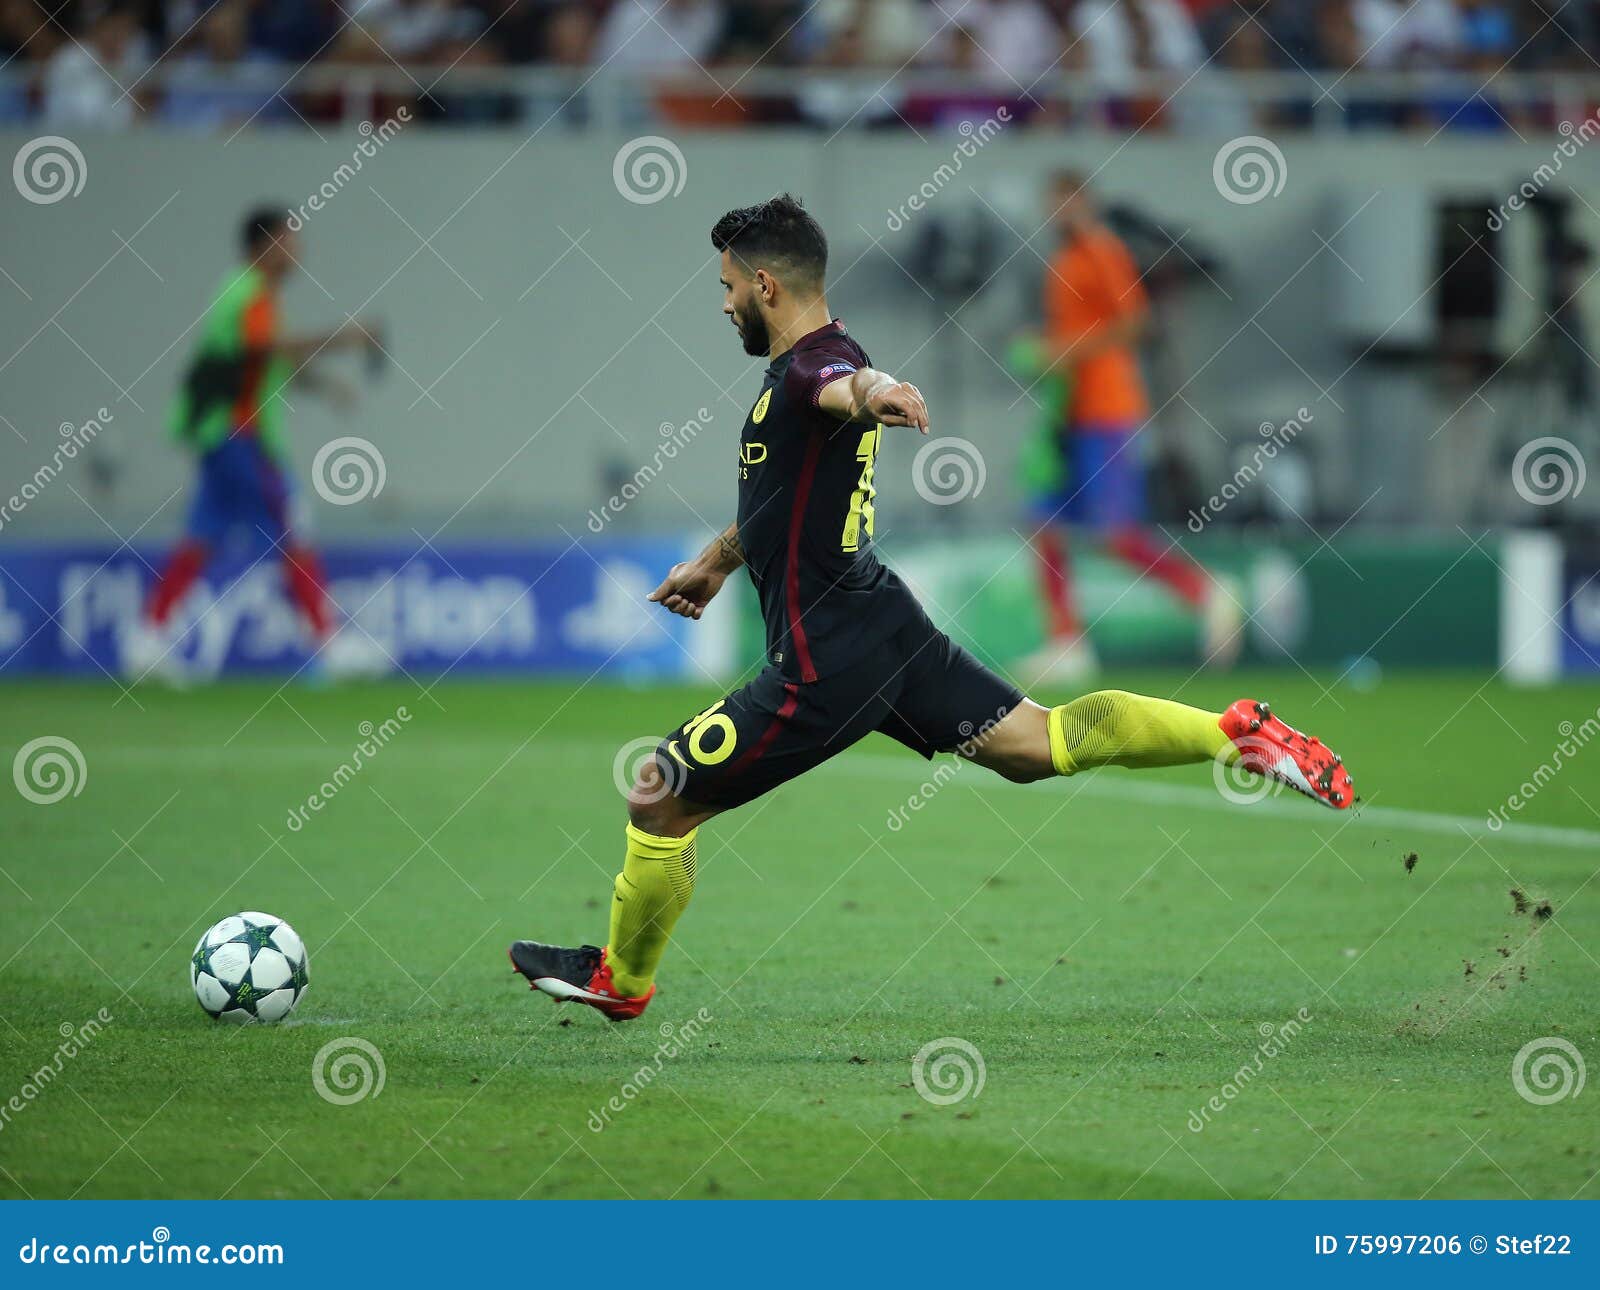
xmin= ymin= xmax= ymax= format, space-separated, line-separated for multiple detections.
xmin=277 ymin=317 xmax=383 ymax=367
xmin=648 ymin=522 xmax=743 ymax=620
xmin=817 ymin=367 xmax=930 ymax=433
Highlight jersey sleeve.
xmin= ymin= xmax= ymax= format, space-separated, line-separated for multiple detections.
xmin=785 ymin=346 xmax=859 ymax=412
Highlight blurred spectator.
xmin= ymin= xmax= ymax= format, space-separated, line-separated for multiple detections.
xmin=43 ymin=3 xmax=148 ymax=129
xmin=1175 ymin=8 xmax=1277 ymax=133
xmin=1419 ymin=0 xmax=1521 ymax=132
xmin=1071 ymin=0 xmax=1205 ymax=91
xmin=0 ymin=0 xmax=61 ymax=122
xmin=246 ymin=0 xmax=338 ymax=63
xmin=903 ymin=22 xmax=1034 ymax=128
xmin=812 ymin=0 xmax=932 ymax=68
xmin=1072 ymin=0 xmax=1204 ymax=127
xmin=712 ymin=0 xmax=811 ymax=67
xmin=159 ymin=0 xmax=284 ymax=129
xmin=797 ymin=8 xmax=903 ymax=129
xmin=595 ymin=0 xmax=720 ymax=73
xmin=355 ymin=0 xmax=488 ymax=61
xmin=946 ymin=0 xmax=1064 ymax=82
xmin=1513 ymin=0 xmax=1597 ymax=72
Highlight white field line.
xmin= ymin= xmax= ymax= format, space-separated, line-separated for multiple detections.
xmin=87 ymin=740 xmax=1600 ymax=852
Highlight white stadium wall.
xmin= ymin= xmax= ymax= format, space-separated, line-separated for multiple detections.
xmin=2 ymin=128 xmax=1598 ymax=541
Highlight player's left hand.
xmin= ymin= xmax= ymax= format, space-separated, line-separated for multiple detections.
xmin=865 ymin=381 xmax=928 ymax=434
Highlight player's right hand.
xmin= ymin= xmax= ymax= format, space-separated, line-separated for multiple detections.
xmin=648 ymin=561 xmax=725 ymax=620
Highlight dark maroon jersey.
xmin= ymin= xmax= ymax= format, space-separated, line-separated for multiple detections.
xmin=735 ymin=319 xmax=919 ymax=682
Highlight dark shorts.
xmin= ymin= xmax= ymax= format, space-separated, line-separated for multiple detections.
xmin=654 ymin=606 xmax=1025 ymax=811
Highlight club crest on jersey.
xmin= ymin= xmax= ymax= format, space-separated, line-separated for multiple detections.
xmin=751 ymin=388 xmax=772 ymax=423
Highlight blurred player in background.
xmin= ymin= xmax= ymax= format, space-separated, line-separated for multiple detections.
xmin=1018 ymin=170 xmax=1239 ymax=682
xmin=121 ymin=207 xmax=384 ymax=683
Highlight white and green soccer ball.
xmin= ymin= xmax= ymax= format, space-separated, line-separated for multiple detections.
xmin=191 ymin=912 xmax=309 ymax=1023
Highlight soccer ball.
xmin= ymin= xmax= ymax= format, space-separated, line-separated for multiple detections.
xmin=190 ymin=912 xmax=309 ymax=1023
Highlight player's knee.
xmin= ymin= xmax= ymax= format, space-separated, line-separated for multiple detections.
xmin=627 ymin=758 xmax=688 ymax=835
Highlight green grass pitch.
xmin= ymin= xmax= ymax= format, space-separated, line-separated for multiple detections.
xmin=1 ymin=669 xmax=1596 ymax=1200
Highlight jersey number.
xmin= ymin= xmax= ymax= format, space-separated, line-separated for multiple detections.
xmin=840 ymin=427 xmax=881 ymax=552
xmin=664 ymin=700 xmax=738 ymax=768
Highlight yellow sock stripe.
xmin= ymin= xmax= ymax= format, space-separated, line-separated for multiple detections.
xmin=1047 ymin=704 xmax=1078 ymax=776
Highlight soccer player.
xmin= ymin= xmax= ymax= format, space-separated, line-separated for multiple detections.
xmin=1019 ymin=170 xmax=1239 ymax=682
xmin=510 ymin=194 xmax=1353 ymax=1020
xmin=122 ymin=207 xmax=382 ymax=682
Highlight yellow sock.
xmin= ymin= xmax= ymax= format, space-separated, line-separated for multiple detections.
xmin=1047 ymin=690 xmax=1235 ymax=776
xmin=607 ymin=823 xmax=697 ymax=997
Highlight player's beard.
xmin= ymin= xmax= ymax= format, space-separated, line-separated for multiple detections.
xmin=734 ymin=306 xmax=770 ymax=357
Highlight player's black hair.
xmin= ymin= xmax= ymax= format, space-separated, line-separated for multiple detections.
xmin=241 ymin=206 xmax=290 ymax=254
xmin=710 ymin=193 xmax=828 ymax=290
